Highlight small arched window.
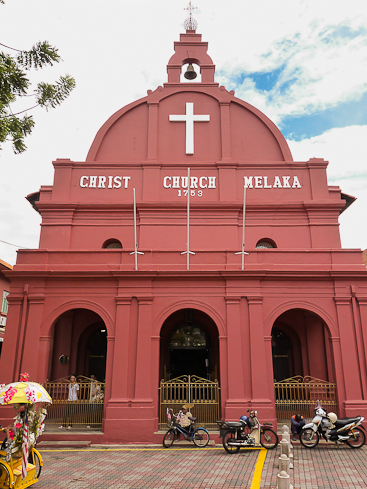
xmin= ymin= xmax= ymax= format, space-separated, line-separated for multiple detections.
xmin=256 ymin=238 xmax=277 ymax=249
xmin=102 ymin=239 xmax=123 ymax=249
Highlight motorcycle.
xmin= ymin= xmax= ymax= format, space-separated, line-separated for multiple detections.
xmin=217 ymin=409 xmax=279 ymax=453
xmin=300 ymin=401 xmax=366 ymax=449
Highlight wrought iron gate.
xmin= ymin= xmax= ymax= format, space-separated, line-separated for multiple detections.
xmin=159 ymin=375 xmax=220 ymax=429
xmin=44 ymin=376 xmax=104 ymax=430
xmin=274 ymin=376 xmax=337 ymax=422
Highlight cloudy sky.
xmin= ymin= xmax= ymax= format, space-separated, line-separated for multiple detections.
xmin=1 ymin=0 xmax=366 ymax=265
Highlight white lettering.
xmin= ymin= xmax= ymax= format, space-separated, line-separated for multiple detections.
xmin=122 ymin=176 xmax=131 ymax=189
xmin=199 ymin=176 xmax=208 ymax=188
xmin=273 ymin=176 xmax=282 ymax=188
xmin=190 ymin=176 xmax=198 ymax=188
xmin=263 ymin=176 xmax=272 ymax=188
xmin=292 ymin=176 xmax=302 ymax=188
xmin=89 ymin=176 xmax=97 ymax=188
xmin=163 ymin=176 xmax=171 ymax=188
xmin=108 ymin=176 xmax=113 ymax=188
xmin=98 ymin=176 xmax=106 ymax=188
xmin=80 ymin=176 xmax=89 ymax=188
xmin=255 ymin=176 xmax=263 ymax=188
xmin=172 ymin=176 xmax=180 ymax=188
xmin=113 ymin=176 xmax=122 ymax=188
xmin=208 ymin=177 xmax=216 ymax=188
xmin=244 ymin=176 xmax=253 ymax=188
xmin=181 ymin=176 xmax=188 ymax=189
xmin=282 ymin=176 xmax=291 ymax=188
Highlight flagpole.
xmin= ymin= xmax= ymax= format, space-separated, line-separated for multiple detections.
xmin=181 ymin=167 xmax=195 ymax=270
xmin=130 ymin=188 xmax=144 ymax=270
xmin=235 ymin=184 xmax=249 ymax=270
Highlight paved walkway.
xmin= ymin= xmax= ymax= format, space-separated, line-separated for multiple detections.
xmin=34 ymin=444 xmax=367 ymax=488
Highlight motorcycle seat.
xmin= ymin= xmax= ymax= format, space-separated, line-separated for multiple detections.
xmin=334 ymin=417 xmax=361 ymax=429
xmin=224 ymin=421 xmax=243 ymax=428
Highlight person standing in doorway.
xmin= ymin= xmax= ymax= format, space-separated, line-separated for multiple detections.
xmin=59 ymin=375 xmax=79 ymax=429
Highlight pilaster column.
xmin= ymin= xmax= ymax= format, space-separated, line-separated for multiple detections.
xmin=357 ymin=298 xmax=367 ymax=372
xmin=225 ymin=297 xmax=245 ymax=400
xmin=220 ymin=102 xmax=232 ymax=162
xmin=110 ymin=298 xmax=131 ymax=401
xmin=21 ymin=293 xmax=45 ymax=380
xmin=334 ymin=297 xmax=362 ymax=400
xmin=38 ymin=336 xmax=52 ymax=382
xmin=104 ymin=336 xmax=115 ymax=405
xmin=146 ymin=102 xmax=158 ymax=162
xmin=329 ymin=337 xmax=346 ymax=418
xmin=0 ymin=295 xmax=24 ymax=383
xmin=247 ymin=296 xmax=269 ymax=400
xmin=134 ymin=297 xmax=154 ymax=401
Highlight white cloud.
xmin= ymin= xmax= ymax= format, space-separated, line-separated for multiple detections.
xmin=288 ymin=125 xmax=367 ymax=250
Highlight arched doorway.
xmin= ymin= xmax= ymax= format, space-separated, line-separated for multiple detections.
xmin=271 ymin=308 xmax=337 ymax=420
xmin=159 ymin=308 xmax=220 ymax=428
xmin=46 ymin=308 xmax=107 ymax=430
xmin=160 ymin=308 xmax=219 ymax=381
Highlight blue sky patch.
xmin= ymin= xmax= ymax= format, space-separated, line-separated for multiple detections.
xmin=280 ymin=91 xmax=367 ymax=140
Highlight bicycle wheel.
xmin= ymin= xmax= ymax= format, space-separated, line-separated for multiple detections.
xmin=300 ymin=428 xmax=319 ymax=448
xmin=347 ymin=428 xmax=366 ymax=448
xmin=163 ymin=429 xmax=176 ymax=448
xmin=31 ymin=449 xmax=42 ymax=478
xmin=260 ymin=428 xmax=279 ymax=449
xmin=222 ymin=432 xmax=240 ymax=453
xmin=0 ymin=462 xmax=11 ymax=488
xmin=193 ymin=428 xmax=209 ymax=448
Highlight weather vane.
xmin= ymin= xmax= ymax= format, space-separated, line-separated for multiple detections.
xmin=184 ymin=2 xmax=198 ymax=31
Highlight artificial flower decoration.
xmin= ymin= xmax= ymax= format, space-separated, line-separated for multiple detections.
xmin=3 ymin=386 xmax=17 ymax=404
xmin=19 ymin=372 xmax=30 ymax=382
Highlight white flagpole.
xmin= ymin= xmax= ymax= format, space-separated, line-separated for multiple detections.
xmin=130 ymin=188 xmax=144 ymax=270
xmin=235 ymin=184 xmax=249 ymax=270
xmin=181 ymin=167 xmax=195 ymax=270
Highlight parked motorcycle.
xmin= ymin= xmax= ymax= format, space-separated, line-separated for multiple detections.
xmin=300 ymin=401 xmax=366 ymax=449
xmin=217 ymin=410 xmax=279 ymax=453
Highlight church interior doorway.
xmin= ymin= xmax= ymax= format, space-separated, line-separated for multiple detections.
xmin=159 ymin=308 xmax=220 ymax=429
xmin=46 ymin=308 xmax=107 ymax=430
xmin=160 ymin=308 xmax=219 ymax=381
xmin=271 ymin=308 xmax=337 ymax=421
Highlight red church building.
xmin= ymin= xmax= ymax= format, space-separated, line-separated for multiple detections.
xmin=1 ymin=18 xmax=367 ymax=443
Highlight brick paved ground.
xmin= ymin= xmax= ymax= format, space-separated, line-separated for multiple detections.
xmin=34 ymin=445 xmax=367 ymax=488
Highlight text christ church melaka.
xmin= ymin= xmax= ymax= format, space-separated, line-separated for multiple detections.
xmin=1 ymin=14 xmax=367 ymax=444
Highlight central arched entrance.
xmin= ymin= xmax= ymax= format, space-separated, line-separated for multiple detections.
xmin=159 ymin=308 xmax=220 ymax=429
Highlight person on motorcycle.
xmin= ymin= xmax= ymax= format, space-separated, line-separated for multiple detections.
xmin=291 ymin=413 xmax=305 ymax=441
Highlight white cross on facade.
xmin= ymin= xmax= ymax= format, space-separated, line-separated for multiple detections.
xmin=169 ymin=102 xmax=210 ymax=154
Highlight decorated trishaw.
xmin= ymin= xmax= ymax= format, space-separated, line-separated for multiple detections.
xmin=0 ymin=373 xmax=52 ymax=488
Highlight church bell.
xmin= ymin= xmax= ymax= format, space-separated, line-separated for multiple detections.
xmin=184 ymin=63 xmax=197 ymax=80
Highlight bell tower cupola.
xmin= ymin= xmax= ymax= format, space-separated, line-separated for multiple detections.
xmin=166 ymin=2 xmax=217 ymax=85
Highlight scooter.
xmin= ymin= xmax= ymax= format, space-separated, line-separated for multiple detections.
xmin=217 ymin=409 xmax=279 ymax=453
xmin=300 ymin=401 xmax=366 ymax=449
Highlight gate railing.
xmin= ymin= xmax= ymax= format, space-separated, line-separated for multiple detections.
xmin=274 ymin=376 xmax=337 ymax=422
xmin=44 ymin=376 xmax=104 ymax=430
xmin=159 ymin=375 xmax=220 ymax=430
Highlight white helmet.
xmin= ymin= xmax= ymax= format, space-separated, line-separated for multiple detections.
xmin=328 ymin=412 xmax=337 ymax=424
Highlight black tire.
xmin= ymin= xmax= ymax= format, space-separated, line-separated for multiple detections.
xmin=163 ymin=429 xmax=175 ymax=448
xmin=347 ymin=428 xmax=366 ymax=449
xmin=193 ymin=428 xmax=210 ymax=448
xmin=0 ymin=462 xmax=11 ymax=488
xmin=300 ymin=428 xmax=320 ymax=448
xmin=32 ymin=449 xmax=42 ymax=478
xmin=222 ymin=432 xmax=240 ymax=454
xmin=260 ymin=428 xmax=279 ymax=449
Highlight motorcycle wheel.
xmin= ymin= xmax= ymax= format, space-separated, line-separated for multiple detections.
xmin=300 ymin=428 xmax=319 ymax=448
xmin=222 ymin=432 xmax=240 ymax=454
xmin=346 ymin=428 xmax=366 ymax=449
xmin=193 ymin=428 xmax=210 ymax=448
xmin=163 ymin=429 xmax=176 ymax=448
xmin=260 ymin=428 xmax=279 ymax=449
